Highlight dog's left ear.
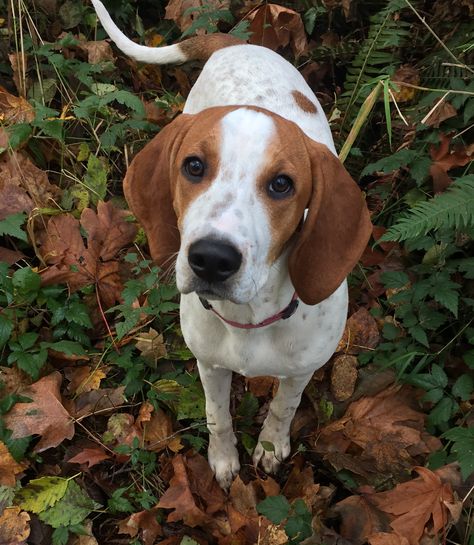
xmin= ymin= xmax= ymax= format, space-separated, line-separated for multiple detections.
xmin=289 ymin=140 xmax=372 ymax=305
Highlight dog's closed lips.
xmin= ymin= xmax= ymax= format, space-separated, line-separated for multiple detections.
xmin=91 ymin=0 xmax=372 ymax=489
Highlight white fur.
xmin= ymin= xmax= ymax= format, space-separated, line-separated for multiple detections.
xmin=92 ymin=1 xmax=348 ymax=489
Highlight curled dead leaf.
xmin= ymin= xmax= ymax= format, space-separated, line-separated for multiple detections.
xmin=338 ymin=307 xmax=380 ymax=354
xmin=0 ymin=506 xmax=30 ymax=545
xmin=247 ymin=4 xmax=308 ymax=57
xmin=118 ymin=508 xmax=162 ymax=545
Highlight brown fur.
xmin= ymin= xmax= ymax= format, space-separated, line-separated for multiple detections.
xmin=288 ymin=140 xmax=372 ymax=304
xmin=291 ymin=90 xmax=318 ymax=114
xmin=179 ymin=34 xmax=244 ymax=62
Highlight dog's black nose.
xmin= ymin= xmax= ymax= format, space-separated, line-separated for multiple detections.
xmin=188 ymin=239 xmax=242 ymax=283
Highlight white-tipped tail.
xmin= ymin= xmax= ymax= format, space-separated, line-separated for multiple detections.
xmin=91 ymin=0 xmax=187 ymax=64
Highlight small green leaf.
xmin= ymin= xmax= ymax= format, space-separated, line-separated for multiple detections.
xmin=0 ymin=314 xmax=13 ymax=349
xmin=39 ymin=481 xmax=98 ymax=528
xmin=0 ymin=213 xmax=28 ymax=242
xmin=257 ymin=495 xmax=290 ymax=524
xmin=177 ymin=382 xmax=206 ymax=421
xmin=46 ymin=340 xmax=87 ymax=356
xmin=15 ymin=476 xmax=69 ymax=513
xmin=260 ymin=441 xmax=275 ymax=452
xmin=452 ymin=374 xmax=474 ymax=401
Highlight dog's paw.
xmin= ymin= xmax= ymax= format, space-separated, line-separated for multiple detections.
xmin=253 ymin=433 xmax=291 ymax=474
xmin=208 ymin=432 xmax=240 ymax=489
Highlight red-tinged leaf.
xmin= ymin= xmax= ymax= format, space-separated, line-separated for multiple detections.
xmin=68 ymin=447 xmax=111 ymax=468
xmin=3 ymin=372 xmax=75 ymax=452
xmin=368 ymin=467 xmax=455 ymax=545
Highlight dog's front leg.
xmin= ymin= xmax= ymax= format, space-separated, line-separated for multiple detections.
xmin=197 ymin=361 xmax=240 ymax=489
xmin=253 ymin=372 xmax=313 ymax=473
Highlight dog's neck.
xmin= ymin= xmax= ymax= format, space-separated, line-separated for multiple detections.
xmin=201 ymin=250 xmax=296 ymax=326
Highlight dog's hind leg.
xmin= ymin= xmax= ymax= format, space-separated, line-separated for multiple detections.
xmin=253 ymin=372 xmax=313 ymax=474
xmin=197 ymin=362 xmax=240 ymax=489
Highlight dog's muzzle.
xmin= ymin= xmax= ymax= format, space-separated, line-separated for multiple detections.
xmin=188 ymin=238 xmax=242 ymax=284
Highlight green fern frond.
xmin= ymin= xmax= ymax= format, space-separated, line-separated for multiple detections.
xmin=381 ymin=176 xmax=474 ymax=242
xmin=339 ymin=0 xmax=411 ymax=132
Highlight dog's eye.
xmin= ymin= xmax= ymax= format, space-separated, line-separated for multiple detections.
xmin=183 ymin=157 xmax=205 ymax=181
xmin=267 ymin=175 xmax=294 ymax=199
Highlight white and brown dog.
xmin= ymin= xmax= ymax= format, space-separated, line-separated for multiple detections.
xmin=92 ymin=0 xmax=372 ymax=489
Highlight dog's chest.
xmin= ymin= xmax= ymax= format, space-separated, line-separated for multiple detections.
xmin=180 ymin=283 xmax=348 ymax=378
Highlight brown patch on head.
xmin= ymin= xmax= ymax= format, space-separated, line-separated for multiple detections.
xmin=253 ymin=114 xmax=313 ymax=264
xmin=124 ymin=106 xmax=240 ymax=269
xmin=179 ymin=34 xmax=244 ymax=62
xmin=291 ymin=90 xmax=318 ymax=114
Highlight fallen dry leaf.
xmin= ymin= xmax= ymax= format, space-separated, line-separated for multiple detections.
xmin=0 ymin=506 xmax=30 ymax=545
xmin=391 ymin=66 xmax=420 ymax=103
xmin=0 ymin=366 xmax=31 ymax=397
xmin=165 ymin=0 xmax=230 ymax=33
xmin=0 ymin=441 xmax=27 ymax=486
xmin=333 ymin=495 xmax=390 ymax=545
xmin=248 ymin=4 xmax=308 ymax=57
xmin=118 ymin=508 xmax=162 ymax=545
xmin=136 ymin=401 xmax=183 ymax=452
xmin=0 ymin=150 xmax=61 ymax=212
xmin=315 ymin=385 xmax=441 ymax=482
xmin=79 ymin=40 xmax=114 ymax=64
xmin=423 ymin=100 xmax=457 ymax=128
xmin=368 ymin=533 xmax=409 ymax=545
xmin=338 ymin=307 xmax=380 ymax=354
xmin=68 ymin=446 xmax=111 ymax=468
xmin=226 ymin=476 xmax=262 ymax=541
xmin=135 ymin=328 xmax=167 ymax=363
xmin=73 ymin=386 xmax=126 ymax=418
xmin=429 ymin=133 xmax=474 ymax=193
xmin=0 ymin=85 xmax=35 ymax=123
xmin=65 ymin=366 xmax=106 ymax=395
xmin=3 ymin=372 xmax=74 ymax=452
xmin=38 ymin=201 xmax=137 ymax=308
xmin=158 ymin=452 xmax=226 ymax=530
xmin=367 ymin=467 xmax=455 ymax=545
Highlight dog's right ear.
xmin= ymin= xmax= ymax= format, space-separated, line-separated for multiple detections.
xmin=123 ymin=114 xmax=194 ymax=271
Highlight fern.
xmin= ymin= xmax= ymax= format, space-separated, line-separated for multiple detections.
xmin=381 ymin=176 xmax=474 ymax=241
xmin=339 ymin=0 xmax=411 ymax=132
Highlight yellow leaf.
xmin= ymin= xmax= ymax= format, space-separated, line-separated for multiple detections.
xmin=15 ymin=476 xmax=68 ymax=513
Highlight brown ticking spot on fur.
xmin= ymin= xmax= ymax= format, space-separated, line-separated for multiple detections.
xmin=291 ymin=90 xmax=318 ymax=114
xmin=179 ymin=34 xmax=244 ymax=62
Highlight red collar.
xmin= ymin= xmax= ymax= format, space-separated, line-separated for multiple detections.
xmin=199 ymin=292 xmax=299 ymax=329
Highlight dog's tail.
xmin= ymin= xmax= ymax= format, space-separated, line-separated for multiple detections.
xmin=91 ymin=0 xmax=244 ymax=64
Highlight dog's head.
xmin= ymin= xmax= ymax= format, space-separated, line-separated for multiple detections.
xmin=124 ymin=106 xmax=371 ymax=305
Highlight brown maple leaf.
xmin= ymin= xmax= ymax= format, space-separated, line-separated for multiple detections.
xmin=367 ymin=467 xmax=455 ymax=545
xmin=315 ymin=385 xmax=441 ymax=482
xmin=247 ymin=4 xmax=308 ymax=57
xmin=3 ymin=372 xmax=74 ymax=452
xmin=158 ymin=452 xmax=226 ymax=529
xmin=38 ymin=201 xmax=137 ymax=308
xmin=136 ymin=401 xmax=182 ymax=452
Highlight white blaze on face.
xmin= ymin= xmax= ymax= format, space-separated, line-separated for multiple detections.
xmin=176 ymin=108 xmax=276 ymax=302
